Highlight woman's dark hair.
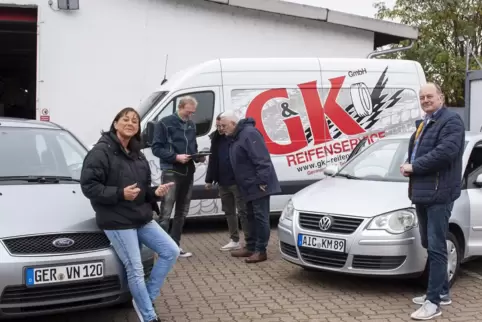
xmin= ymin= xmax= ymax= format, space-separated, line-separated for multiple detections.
xmin=104 ymin=107 xmax=143 ymax=152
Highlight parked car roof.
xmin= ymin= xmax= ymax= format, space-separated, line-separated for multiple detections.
xmin=0 ymin=117 xmax=62 ymax=130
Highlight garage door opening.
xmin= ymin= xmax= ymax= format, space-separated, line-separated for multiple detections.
xmin=0 ymin=6 xmax=37 ymax=119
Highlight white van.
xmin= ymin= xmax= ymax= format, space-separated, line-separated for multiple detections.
xmin=139 ymin=57 xmax=426 ymax=219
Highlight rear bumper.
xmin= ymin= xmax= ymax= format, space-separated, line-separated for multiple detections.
xmin=0 ymin=244 xmax=154 ymax=320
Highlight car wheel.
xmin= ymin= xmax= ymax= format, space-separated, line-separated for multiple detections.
xmin=418 ymin=231 xmax=461 ymax=288
xmin=446 ymin=232 xmax=461 ymax=287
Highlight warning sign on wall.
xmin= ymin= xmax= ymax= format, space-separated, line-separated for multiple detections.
xmin=40 ymin=108 xmax=50 ymax=122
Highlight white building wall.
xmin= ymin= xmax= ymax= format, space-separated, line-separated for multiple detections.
xmin=1 ymin=0 xmax=375 ymax=145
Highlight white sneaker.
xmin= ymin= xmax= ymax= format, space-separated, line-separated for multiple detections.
xmin=412 ymin=294 xmax=451 ymax=306
xmin=411 ymin=300 xmax=442 ymax=320
xmin=220 ymin=240 xmax=241 ymax=251
xmin=179 ymin=248 xmax=192 ymax=258
xmin=132 ymin=298 xmax=145 ymax=322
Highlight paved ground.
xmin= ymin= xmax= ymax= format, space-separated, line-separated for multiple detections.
xmin=21 ymin=218 xmax=482 ymax=322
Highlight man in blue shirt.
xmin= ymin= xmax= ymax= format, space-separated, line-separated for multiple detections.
xmin=205 ymin=114 xmax=249 ymax=251
xmin=401 ymin=83 xmax=465 ymax=320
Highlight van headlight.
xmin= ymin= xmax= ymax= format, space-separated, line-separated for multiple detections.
xmin=366 ymin=208 xmax=418 ymax=234
xmin=280 ymin=200 xmax=294 ymax=222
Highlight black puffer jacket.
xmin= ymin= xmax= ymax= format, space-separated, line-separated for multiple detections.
xmin=80 ymin=132 xmax=160 ymax=230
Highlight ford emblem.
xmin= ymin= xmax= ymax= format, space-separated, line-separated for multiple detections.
xmin=52 ymin=238 xmax=75 ymax=248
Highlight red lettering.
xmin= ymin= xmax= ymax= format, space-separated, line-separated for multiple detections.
xmin=349 ymin=139 xmax=359 ymax=150
xmin=295 ymin=152 xmax=306 ymax=164
xmin=286 ymin=154 xmax=296 ymax=166
xmin=315 ymin=146 xmax=325 ymax=160
xmin=332 ymin=141 xmax=342 ymax=154
xmin=247 ymin=76 xmax=368 ymax=156
xmin=324 ymin=144 xmax=333 ymax=155
xmin=308 ymin=149 xmax=315 ymax=162
xmin=299 ymin=81 xmax=331 ymax=145
xmin=246 ymin=88 xmax=307 ymax=155
xmin=321 ymin=77 xmax=365 ymax=136
xmin=341 ymin=140 xmax=350 ymax=152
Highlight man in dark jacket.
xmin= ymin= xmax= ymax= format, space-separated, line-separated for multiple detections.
xmin=151 ymin=96 xmax=204 ymax=258
xmin=205 ymin=114 xmax=249 ymax=251
xmin=219 ymin=111 xmax=281 ymax=263
xmin=400 ymin=83 xmax=465 ymax=320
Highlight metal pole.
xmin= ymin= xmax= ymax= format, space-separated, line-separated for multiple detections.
xmin=466 ymin=42 xmax=471 ymax=73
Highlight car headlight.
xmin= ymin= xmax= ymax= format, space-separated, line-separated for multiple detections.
xmin=280 ymin=200 xmax=294 ymax=222
xmin=366 ymin=208 xmax=418 ymax=234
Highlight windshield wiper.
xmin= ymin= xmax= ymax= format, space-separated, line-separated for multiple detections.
xmin=335 ymin=172 xmax=361 ymax=180
xmin=0 ymin=176 xmax=80 ymax=183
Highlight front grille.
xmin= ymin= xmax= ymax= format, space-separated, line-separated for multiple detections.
xmin=299 ymin=247 xmax=348 ymax=268
xmin=0 ymin=276 xmax=121 ymax=305
xmin=299 ymin=212 xmax=364 ymax=234
xmin=352 ymin=255 xmax=406 ymax=270
xmin=2 ymin=233 xmax=111 ymax=255
xmin=280 ymin=242 xmax=298 ymax=258
xmin=1 ymin=296 xmax=120 ymax=314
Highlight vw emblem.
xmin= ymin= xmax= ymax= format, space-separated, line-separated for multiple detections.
xmin=52 ymin=238 xmax=75 ymax=248
xmin=319 ymin=216 xmax=333 ymax=231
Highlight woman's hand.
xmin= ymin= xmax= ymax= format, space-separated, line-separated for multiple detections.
xmin=155 ymin=182 xmax=174 ymax=197
xmin=124 ymin=183 xmax=140 ymax=200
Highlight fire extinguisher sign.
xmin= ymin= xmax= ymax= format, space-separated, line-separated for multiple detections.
xmin=40 ymin=108 xmax=50 ymax=122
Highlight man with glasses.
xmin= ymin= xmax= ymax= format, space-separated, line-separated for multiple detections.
xmin=205 ymin=114 xmax=249 ymax=251
xmin=151 ymin=96 xmax=205 ymax=258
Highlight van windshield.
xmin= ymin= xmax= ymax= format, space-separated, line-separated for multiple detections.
xmin=0 ymin=127 xmax=87 ymax=182
xmin=138 ymin=91 xmax=169 ymax=120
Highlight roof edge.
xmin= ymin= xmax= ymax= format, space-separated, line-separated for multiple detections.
xmin=205 ymin=0 xmax=419 ymax=44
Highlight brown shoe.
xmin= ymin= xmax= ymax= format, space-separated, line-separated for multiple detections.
xmin=231 ymin=248 xmax=254 ymax=258
xmin=245 ymin=252 xmax=267 ymax=263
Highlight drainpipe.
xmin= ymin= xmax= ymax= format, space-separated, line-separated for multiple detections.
xmin=367 ymin=40 xmax=415 ymax=59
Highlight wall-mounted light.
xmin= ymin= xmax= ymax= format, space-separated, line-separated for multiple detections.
xmin=57 ymin=0 xmax=79 ymax=10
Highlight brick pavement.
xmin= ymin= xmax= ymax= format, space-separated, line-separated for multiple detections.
xmin=24 ymin=220 xmax=482 ymax=322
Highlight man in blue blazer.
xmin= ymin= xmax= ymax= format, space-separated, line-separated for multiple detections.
xmin=401 ymin=83 xmax=465 ymax=320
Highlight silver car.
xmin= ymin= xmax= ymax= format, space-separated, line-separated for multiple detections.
xmin=0 ymin=118 xmax=153 ymax=320
xmin=278 ymin=131 xmax=482 ymax=286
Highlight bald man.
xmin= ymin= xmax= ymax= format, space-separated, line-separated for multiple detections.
xmin=401 ymin=83 xmax=465 ymax=320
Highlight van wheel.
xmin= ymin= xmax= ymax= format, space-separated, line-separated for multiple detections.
xmin=418 ymin=232 xmax=461 ymax=288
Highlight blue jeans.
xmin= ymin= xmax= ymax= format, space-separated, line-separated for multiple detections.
xmin=246 ymin=196 xmax=270 ymax=253
xmin=415 ymin=203 xmax=453 ymax=306
xmin=104 ymin=220 xmax=180 ymax=321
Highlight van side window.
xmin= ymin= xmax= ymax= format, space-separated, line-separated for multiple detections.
xmin=155 ymin=91 xmax=215 ymax=137
xmin=154 ymin=101 xmax=174 ymax=122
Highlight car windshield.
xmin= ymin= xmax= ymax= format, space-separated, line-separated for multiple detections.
xmin=337 ymin=138 xmax=410 ymax=182
xmin=0 ymin=127 xmax=87 ymax=182
xmin=138 ymin=91 xmax=169 ymax=120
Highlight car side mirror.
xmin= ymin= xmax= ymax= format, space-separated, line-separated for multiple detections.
xmin=142 ymin=121 xmax=156 ymax=148
xmin=323 ymin=165 xmax=339 ymax=176
xmin=475 ymin=173 xmax=482 ymax=187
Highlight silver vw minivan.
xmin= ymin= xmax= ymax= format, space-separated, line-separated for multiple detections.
xmin=279 ymin=131 xmax=482 ymax=286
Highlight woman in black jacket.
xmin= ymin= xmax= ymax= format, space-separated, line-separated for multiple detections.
xmin=80 ymin=107 xmax=179 ymax=322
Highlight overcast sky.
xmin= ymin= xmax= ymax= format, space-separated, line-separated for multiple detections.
xmin=284 ymin=0 xmax=396 ymax=18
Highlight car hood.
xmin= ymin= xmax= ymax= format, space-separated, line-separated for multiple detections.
xmin=292 ymin=176 xmax=412 ymax=218
xmin=0 ymin=184 xmax=99 ymax=238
